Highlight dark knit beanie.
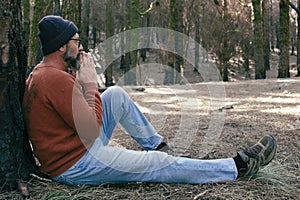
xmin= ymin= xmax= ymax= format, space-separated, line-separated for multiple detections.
xmin=38 ymin=15 xmax=78 ymax=56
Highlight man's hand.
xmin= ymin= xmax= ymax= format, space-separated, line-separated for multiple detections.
xmin=76 ymin=52 xmax=97 ymax=85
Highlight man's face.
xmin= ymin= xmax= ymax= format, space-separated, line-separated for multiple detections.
xmin=63 ymin=34 xmax=82 ymax=70
xmin=63 ymin=43 xmax=80 ymax=70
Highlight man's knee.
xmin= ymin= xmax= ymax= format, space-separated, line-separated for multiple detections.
xmin=109 ymin=86 xmax=125 ymax=94
xmin=106 ymin=86 xmax=128 ymax=100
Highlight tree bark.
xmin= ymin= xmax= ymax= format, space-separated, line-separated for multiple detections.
xmin=288 ymin=1 xmax=300 ymax=76
xmin=263 ymin=0 xmax=270 ymax=70
xmin=252 ymin=0 xmax=266 ymax=79
xmin=222 ymin=0 xmax=229 ymax=81
xmin=165 ymin=0 xmax=176 ymax=85
xmin=81 ymin=0 xmax=90 ymax=52
xmin=124 ymin=0 xmax=132 ymax=85
xmin=22 ymin=0 xmax=30 ymax=46
xmin=174 ymin=0 xmax=184 ymax=84
xmin=124 ymin=0 xmax=138 ymax=85
xmin=28 ymin=0 xmax=54 ymax=67
xmin=54 ymin=0 xmax=62 ymax=16
xmin=0 ymin=0 xmax=36 ymax=196
xmin=62 ymin=0 xmax=81 ymax=28
xmin=28 ymin=0 xmax=42 ymax=67
xmin=296 ymin=0 xmax=300 ymax=76
xmin=278 ymin=0 xmax=290 ymax=78
xmin=194 ymin=17 xmax=200 ymax=72
xmin=129 ymin=0 xmax=139 ymax=85
xmin=105 ymin=0 xmax=114 ymax=87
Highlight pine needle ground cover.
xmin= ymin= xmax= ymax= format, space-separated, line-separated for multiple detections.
xmin=1 ymin=78 xmax=299 ymax=200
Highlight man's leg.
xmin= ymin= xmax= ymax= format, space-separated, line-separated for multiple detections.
xmin=53 ymin=143 xmax=238 ymax=185
xmin=53 ymin=86 xmax=238 ymax=185
xmin=53 ymin=86 xmax=276 ymax=186
xmin=53 ymin=134 xmax=276 ymax=185
xmin=98 ymin=86 xmax=163 ymax=150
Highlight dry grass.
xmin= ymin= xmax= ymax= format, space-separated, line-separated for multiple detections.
xmin=1 ymin=161 xmax=298 ymax=200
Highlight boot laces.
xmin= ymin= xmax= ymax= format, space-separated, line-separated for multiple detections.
xmin=244 ymin=144 xmax=262 ymax=159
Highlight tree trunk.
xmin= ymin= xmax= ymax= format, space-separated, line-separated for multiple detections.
xmin=81 ymin=0 xmax=90 ymax=52
xmin=54 ymin=0 xmax=61 ymax=16
xmin=252 ymin=0 xmax=266 ymax=79
xmin=0 ymin=0 xmax=37 ymax=196
xmin=242 ymin=40 xmax=251 ymax=79
xmin=222 ymin=0 xmax=229 ymax=81
xmin=105 ymin=0 xmax=114 ymax=87
xmin=165 ymin=0 xmax=176 ymax=85
xmin=28 ymin=0 xmax=42 ymax=67
xmin=194 ymin=18 xmax=200 ymax=72
xmin=278 ymin=0 xmax=290 ymax=78
xmin=22 ymin=0 xmax=30 ymax=46
xmin=129 ymin=0 xmax=139 ymax=85
xmin=62 ymin=0 xmax=81 ymax=28
xmin=124 ymin=0 xmax=137 ymax=85
xmin=296 ymin=0 xmax=300 ymax=76
xmin=270 ymin=1 xmax=275 ymax=51
xmin=28 ymin=0 xmax=53 ymax=67
xmin=263 ymin=0 xmax=270 ymax=70
xmin=124 ymin=0 xmax=131 ymax=85
xmin=212 ymin=0 xmax=230 ymax=82
xmin=174 ymin=0 xmax=184 ymax=84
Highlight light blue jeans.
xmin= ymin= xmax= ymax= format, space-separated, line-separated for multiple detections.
xmin=53 ymin=86 xmax=238 ymax=185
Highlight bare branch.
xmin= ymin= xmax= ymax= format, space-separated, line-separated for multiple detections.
xmin=139 ymin=0 xmax=158 ymax=15
xmin=289 ymin=2 xmax=300 ymax=15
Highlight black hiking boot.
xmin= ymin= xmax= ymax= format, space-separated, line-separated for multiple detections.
xmin=237 ymin=135 xmax=277 ymax=177
xmin=154 ymin=142 xmax=170 ymax=152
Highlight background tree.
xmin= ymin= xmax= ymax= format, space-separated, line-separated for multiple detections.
xmin=263 ymin=0 xmax=271 ymax=70
xmin=209 ymin=0 xmax=238 ymax=81
xmin=252 ymin=0 xmax=266 ymax=79
xmin=165 ymin=0 xmax=176 ymax=84
xmin=193 ymin=1 xmax=202 ymax=73
xmin=297 ymin=0 xmax=300 ymax=76
xmin=174 ymin=0 xmax=184 ymax=84
xmin=270 ymin=0 xmax=280 ymax=51
xmin=28 ymin=0 xmax=54 ymax=67
xmin=62 ymin=0 xmax=81 ymax=27
xmin=217 ymin=0 xmax=230 ymax=81
xmin=164 ymin=0 xmax=184 ymax=84
xmin=105 ymin=0 xmax=114 ymax=86
xmin=278 ymin=0 xmax=290 ymax=78
xmin=123 ymin=0 xmax=133 ymax=85
xmin=81 ymin=0 xmax=90 ymax=52
xmin=123 ymin=0 xmax=139 ymax=85
xmin=290 ymin=10 xmax=297 ymax=55
xmin=22 ymin=0 xmax=30 ymax=46
xmin=238 ymin=2 xmax=253 ymax=79
xmin=290 ymin=0 xmax=300 ymax=76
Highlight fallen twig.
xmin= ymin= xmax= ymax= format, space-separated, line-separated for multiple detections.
xmin=193 ymin=190 xmax=209 ymax=200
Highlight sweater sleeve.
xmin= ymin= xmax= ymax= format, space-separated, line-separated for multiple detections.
xmin=71 ymin=81 xmax=102 ymax=142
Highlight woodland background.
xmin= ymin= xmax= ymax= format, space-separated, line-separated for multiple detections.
xmin=21 ymin=0 xmax=300 ymax=85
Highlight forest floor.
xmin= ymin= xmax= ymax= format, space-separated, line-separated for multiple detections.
xmin=1 ymin=52 xmax=300 ymax=199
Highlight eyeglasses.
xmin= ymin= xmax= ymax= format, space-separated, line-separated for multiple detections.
xmin=70 ymin=38 xmax=81 ymax=48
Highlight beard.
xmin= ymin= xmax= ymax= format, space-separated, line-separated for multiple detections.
xmin=63 ymin=45 xmax=81 ymax=70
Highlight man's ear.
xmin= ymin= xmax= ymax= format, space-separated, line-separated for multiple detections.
xmin=59 ymin=44 xmax=67 ymax=52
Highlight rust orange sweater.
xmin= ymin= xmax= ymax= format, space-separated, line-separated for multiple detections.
xmin=23 ymin=63 xmax=102 ymax=178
